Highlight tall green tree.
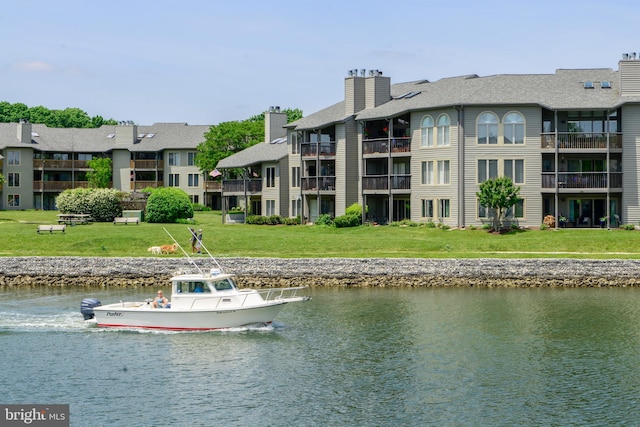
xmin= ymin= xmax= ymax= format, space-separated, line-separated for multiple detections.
xmin=87 ymin=157 xmax=113 ymax=188
xmin=195 ymin=108 xmax=303 ymax=174
xmin=0 ymin=101 xmax=118 ymax=128
xmin=476 ymin=176 xmax=522 ymax=231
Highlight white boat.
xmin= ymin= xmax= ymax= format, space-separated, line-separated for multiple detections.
xmin=80 ymin=230 xmax=310 ymax=331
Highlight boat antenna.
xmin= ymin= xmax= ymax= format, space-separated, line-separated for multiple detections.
xmin=185 ymin=226 xmax=223 ymax=272
xmin=162 ymin=227 xmax=204 ymax=275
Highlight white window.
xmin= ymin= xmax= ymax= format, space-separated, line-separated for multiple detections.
xmin=292 ymin=198 xmax=301 ymax=218
xmin=421 ymin=161 xmax=434 ymax=185
xmin=188 ymin=174 xmax=199 ymax=187
xmin=420 ymin=116 xmax=434 ymax=147
xmin=266 ymin=167 xmax=276 ymax=188
xmin=504 ymin=112 xmax=525 ymax=144
xmin=291 ymin=167 xmax=300 ymax=188
xmin=504 ymin=159 xmax=525 ymax=184
xmin=421 ymin=199 xmax=434 ymax=218
xmin=437 ymin=160 xmax=450 ymax=185
xmin=7 ymin=151 xmax=20 ymax=165
xmin=438 ymin=199 xmax=450 ymax=218
xmin=7 ymin=172 xmax=20 ymax=187
xmin=188 ymin=152 xmax=197 ymax=166
xmin=266 ymin=199 xmax=276 ymax=216
xmin=478 ymin=159 xmax=499 ymax=183
xmin=168 ymin=174 xmax=179 ymax=186
xmin=477 ymin=112 xmax=498 ymax=144
xmin=168 ymin=152 xmax=180 ymax=166
xmin=436 ymin=114 xmax=450 ymax=146
xmin=505 ymin=199 xmax=525 ymax=218
xmin=7 ymin=194 xmax=19 ymax=207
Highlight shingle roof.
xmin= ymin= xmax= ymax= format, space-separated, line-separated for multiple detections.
xmin=215 ymin=137 xmax=288 ymax=169
xmin=0 ymin=122 xmax=210 ymax=152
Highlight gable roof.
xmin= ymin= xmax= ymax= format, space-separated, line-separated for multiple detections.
xmin=215 ymin=137 xmax=288 ymax=169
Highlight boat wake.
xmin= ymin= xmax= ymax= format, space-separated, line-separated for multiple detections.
xmin=0 ymin=310 xmax=88 ymax=332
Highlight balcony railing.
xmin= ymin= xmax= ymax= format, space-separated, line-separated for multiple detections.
xmin=33 ymin=180 xmax=90 ymax=191
xmin=363 ymin=137 xmax=411 ymax=155
xmin=131 ymin=160 xmax=164 ymax=169
xmin=222 ymin=179 xmax=262 ymax=193
xmin=540 ymin=133 xmax=622 ymax=150
xmin=391 ymin=174 xmax=411 ymax=190
xmin=34 ymin=160 xmax=91 ymax=169
xmin=363 ymin=176 xmax=388 ymax=191
xmin=301 ymin=176 xmax=336 ymax=191
xmin=205 ymin=181 xmax=222 ymax=191
xmin=541 ymin=172 xmax=622 ymax=189
xmin=301 ymin=142 xmax=336 ymax=157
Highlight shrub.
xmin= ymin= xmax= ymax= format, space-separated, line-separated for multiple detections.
xmin=283 ymin=216 xmax=300 ymax=225
xmin=192 ymin=203 xmax=211 ymax=212
xmin=145 ymin=187 xmax=194 ymax=223
xmin=540 ymin=223 xmax=549 ymax=230
xmin=266 ymin=215 xmax=283 ymax=225
xmin=315 ymin=214 xmax=334 ymax=226
xmin=334 ymin=214 xmax=361 ymax=228
xmin=245 ymin=215 xmax=265 ymax=225
xmin=621 ymin=223 xmax=635 ymax=230
xmin=56 ymin=188 xmax=123 ymax=222
xmin=425 ymin=221 xmax=436 ymax=228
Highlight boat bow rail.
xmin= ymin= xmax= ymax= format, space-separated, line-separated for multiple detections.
xmin=257 ymin=286 xmax=311 ymax=303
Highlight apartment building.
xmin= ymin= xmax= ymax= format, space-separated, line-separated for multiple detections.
xmin=278 ymin=55 xmax=640 ymax=228
xmin=0 ymin=122 xmax=214 ymax=210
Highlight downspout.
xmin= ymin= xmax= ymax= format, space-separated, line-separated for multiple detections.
xmin=455 ymin=105 xmax=464 ymax=228
xmin=554 ymin=110 xmax=559 ymax=229
xmin=606 ymin=109 xmax=611 ymax=229
xmin=387 ymin=118 xmax=392 ymax=224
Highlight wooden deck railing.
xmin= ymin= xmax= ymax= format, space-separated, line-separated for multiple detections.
xmin=540 ymin=133 xmax=622 ymax=149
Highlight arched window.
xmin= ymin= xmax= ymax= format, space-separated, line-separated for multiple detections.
xmin=477 ymin=112 xmax=498 ymax=144
xmin=504 ymin=112 xmax=525 ymax=144
xmin=436 ymin=114 xmax=450 ymax=147
xmin=420 ymin=116 xmax=434 ymax=147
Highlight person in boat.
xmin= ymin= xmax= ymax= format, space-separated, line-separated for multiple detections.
xmin=153 ymin=290 xmax=168 ymax=308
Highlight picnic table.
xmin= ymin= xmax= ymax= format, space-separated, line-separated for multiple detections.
xmin=57 ymin=214 xmax=93 ymax=225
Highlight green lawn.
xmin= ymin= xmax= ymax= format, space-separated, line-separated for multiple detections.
xmin=1 ymin=210 xmax=639 ymax=258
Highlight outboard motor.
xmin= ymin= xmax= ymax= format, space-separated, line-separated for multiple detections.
xmin=81 ymin=298 xmax=101 ymax=320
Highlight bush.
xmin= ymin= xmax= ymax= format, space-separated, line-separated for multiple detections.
xmin=192 ymin=203 xmax=211 ymax=212
xmin=621 ymin=223 xmax=636 ymax=230
xmin=145 ymin=187 xmax=194 ymax=223
xmin=315 ymin=214 xmax=334 ymax=226
xmin=334 ymin=214 xmax=361 ymax=228
xmin=56 ymin=188 xmax=123 ymax=222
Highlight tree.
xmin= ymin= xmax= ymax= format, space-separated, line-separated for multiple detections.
xmin=195 ymin=107 xmax=303 ymax=174
xmin=476 ymin=177 xmax=522 ymax=231
xmin=0 ymin=101 xmax=118 ymax=128
xmin=87 ymin=157 xmax=113 ymax=188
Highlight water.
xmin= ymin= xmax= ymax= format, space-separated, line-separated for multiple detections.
xmin=1 ymin=286 xmax=639 ymax=426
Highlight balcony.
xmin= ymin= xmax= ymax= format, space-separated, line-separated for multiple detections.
xmin=131 ymin=160 xmax=164 ymax=169
xmin=541 ymin=172 xmax=622 ymax=192
xmin=301 ymin=176 xmax=335 ymax=192
xmin=363 ymin=137 xmax=411 ymax=156
xmin=362 ymin=174 xmax=411 ymax=193
xmin=301 ymin=142 xmax=336 ymax=157
xmin=33 ymin=180 xmax=90 ymax=191
xmin=34 ymin=160 xmax=91 ymax=169
xmin=222 ymin=179 xmax=262 ymax=194
xmin=205 ymin=181 xmax=222 ymax=191
xmin=540 ymin=133 xmax=622 ymax=150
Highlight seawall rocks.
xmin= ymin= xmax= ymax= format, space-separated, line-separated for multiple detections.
xmin=1 ymin=257 xmax=640 ymax=288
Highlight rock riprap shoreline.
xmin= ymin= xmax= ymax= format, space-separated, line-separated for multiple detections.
xmin=1 ymin=257 xmax=640 ymax=288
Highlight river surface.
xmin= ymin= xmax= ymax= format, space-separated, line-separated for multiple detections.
xmin=1 ymin=286 xmax=639 ymax=426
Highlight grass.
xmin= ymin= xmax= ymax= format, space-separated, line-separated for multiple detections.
xmin=1 ymin=210 xmax=640 ymax=259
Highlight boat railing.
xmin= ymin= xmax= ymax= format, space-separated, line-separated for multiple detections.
xmin=257 ymin=286 xmax=310 ymax=302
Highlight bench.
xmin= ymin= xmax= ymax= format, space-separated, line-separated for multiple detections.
xmin=37 ymin=224 xmax=66 ymax=234
xmin=57 ymin=214 xmax=93 ymax=225
xmin=114 ymin=217 xmax=139 ymax=225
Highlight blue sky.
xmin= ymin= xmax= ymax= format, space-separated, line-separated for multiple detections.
xmin=1 ymin=0 xmax=638 ymax=126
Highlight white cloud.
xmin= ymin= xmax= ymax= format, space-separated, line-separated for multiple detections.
xmin=12 ymin=61 xmax=56 ymax=72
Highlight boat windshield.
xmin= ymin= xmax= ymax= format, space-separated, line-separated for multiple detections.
xmin=212 ymin=279 xmax=235 ymax=291
xmin=176 ymin=281 xmax=211 ymax=293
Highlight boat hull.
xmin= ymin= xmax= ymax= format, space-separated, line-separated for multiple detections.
xmin=92 ymin=302 xmax=288 ymax=330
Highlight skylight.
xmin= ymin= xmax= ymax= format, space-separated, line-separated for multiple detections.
xmin=146 ymin=133 xmax=156 ymax=138
xmin=601 ymin=81 xmax=611 ymax=89
xmin=107 ymin=134 xmax=115 ymax=138
xmin=583 ymin=81 xmax=594 ymax=89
